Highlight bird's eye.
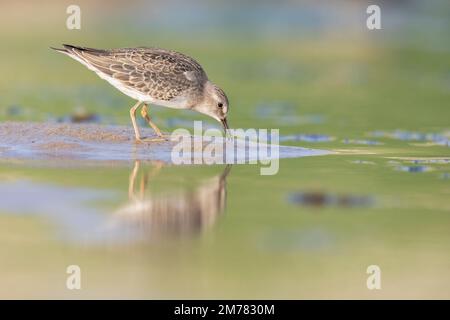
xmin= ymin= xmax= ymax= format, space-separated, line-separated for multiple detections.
xmin=218 ymin=102 xmax=223 ymax=108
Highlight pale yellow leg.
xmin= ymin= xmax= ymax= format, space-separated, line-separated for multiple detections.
xmin=130 ymin=101 xmax=142 ymax=141
xmin=141 ymin=104 xmax=165 ymax=139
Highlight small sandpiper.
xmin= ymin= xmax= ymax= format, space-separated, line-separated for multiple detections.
xmin=52 ymin=44 xmax=229 ymax=142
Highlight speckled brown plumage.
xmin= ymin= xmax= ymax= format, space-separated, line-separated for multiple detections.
xmin=52 ymin=44 xmax=230 ymax=141
xmin=60 ymin=45 xmax=208 ymax=102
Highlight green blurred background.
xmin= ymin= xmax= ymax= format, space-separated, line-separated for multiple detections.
xmin=0 ymin=0 xmax=449 ymax=299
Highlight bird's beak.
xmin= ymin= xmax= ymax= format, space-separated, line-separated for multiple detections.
xmin=221 ymin=117 xmax=229 ymax=133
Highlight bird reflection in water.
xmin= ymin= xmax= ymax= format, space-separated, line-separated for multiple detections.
xmin=111 ymin=161 xmax=232 ymax=240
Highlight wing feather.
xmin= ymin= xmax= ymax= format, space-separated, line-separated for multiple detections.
xmin=63 ymin=46 xmax=208 ymax=101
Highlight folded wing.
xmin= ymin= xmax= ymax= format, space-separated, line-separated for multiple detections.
xmin=54 ymin=45 xmax=208 ymax=101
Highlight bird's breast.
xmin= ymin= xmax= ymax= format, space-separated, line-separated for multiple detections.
xmin=146 ymin=94 xmax=192 ymax=109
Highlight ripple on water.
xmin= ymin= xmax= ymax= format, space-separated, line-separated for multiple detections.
xmin=369 ymin=130 xmax=449 ymax=146
xmin=342 ymin=138 xmax=383 ymax=146
xmin=408 ymin=159 xmax=450 ymax=164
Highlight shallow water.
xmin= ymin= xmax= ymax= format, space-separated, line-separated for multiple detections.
xmin=1 ymin=142 xmax=449 ymax=298
xmin=0 ymin=122 xmax=329 ymax=163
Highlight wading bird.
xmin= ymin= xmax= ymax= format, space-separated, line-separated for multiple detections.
xmin=52 ymin=44 xmax=230 ymax=142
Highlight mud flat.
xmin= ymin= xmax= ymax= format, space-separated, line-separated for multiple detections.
xmin=0 ymin=121 xmax=330 ymax=163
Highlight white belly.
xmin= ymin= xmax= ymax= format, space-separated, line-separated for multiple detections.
xmin=103 ymin=74 xmax=190 ymax=109
xmin=104 ymin=78 xmax=189 ymax=109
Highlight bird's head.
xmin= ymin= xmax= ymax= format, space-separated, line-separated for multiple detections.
xmin=193 ymin=81 xmax=229 ymax=132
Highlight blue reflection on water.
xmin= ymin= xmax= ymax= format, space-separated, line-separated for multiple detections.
xmin=395 ymin=166 xmax=432 ymax=173
xmin=280 ymin=134 xmax=334 ymax=143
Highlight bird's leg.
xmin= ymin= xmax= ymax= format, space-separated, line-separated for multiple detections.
xmin=130 ymin=101 xmax=143 ymax=142
xmin=141 ymin=104 xmax=167 ymax=141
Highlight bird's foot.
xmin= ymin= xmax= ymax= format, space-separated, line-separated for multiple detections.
xmin=154 ymin=133 xmax=171 ymax=141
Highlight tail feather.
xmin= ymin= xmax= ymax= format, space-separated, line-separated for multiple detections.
xmin=50 ymin=44 xmax=110 ymax=76
xmin=51 ymin=44 xmax=107 ymax=56
xmin=63 ymin=44 xmax=83 ymax=51
xmin=50 ymin=46 xmax=69 ymax=54
xmin=63 ymin=44 xmax=107 ymax=55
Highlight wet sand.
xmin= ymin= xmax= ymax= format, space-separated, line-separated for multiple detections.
xmin=0 ymin=121 xmax=329 ymax=163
